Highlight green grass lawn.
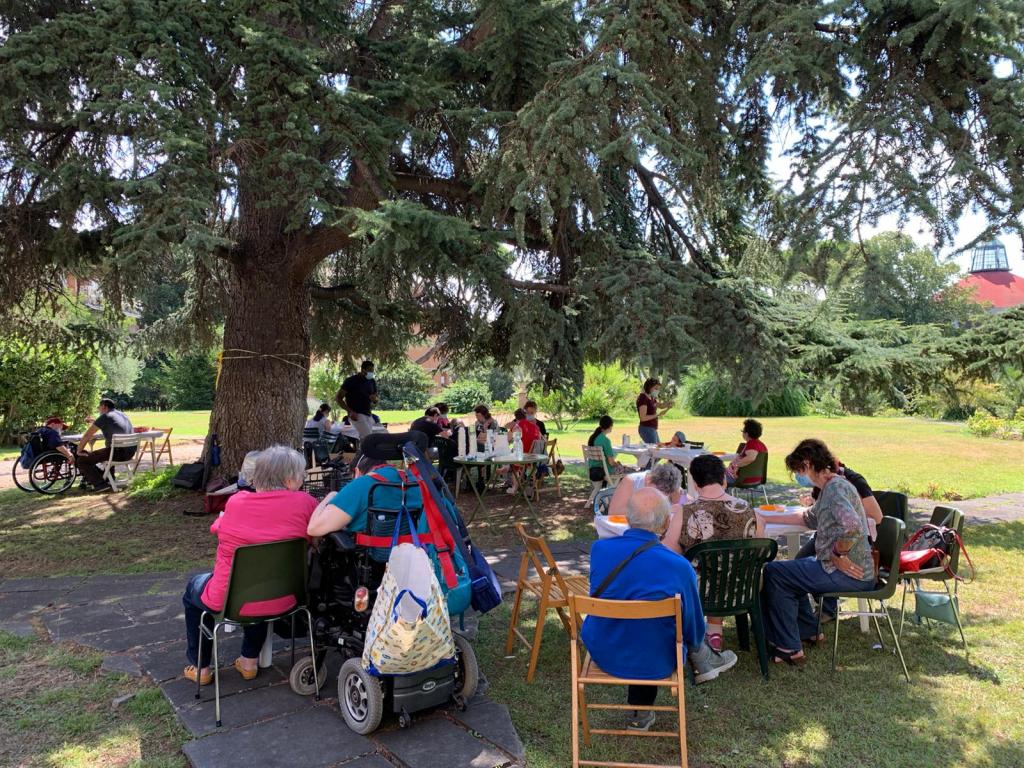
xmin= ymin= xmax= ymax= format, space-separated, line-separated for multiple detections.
xmin=478 ymin=521 xmax=1024 ymax=768
xmin=0 ymin=631 xmax=187 ymax=767
xmin=547 ymin=415 xmax=1024 ymax=500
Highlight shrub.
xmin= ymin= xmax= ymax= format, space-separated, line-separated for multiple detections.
xmin=577 ymin=362 xmax=635 ymax=420
xmin=0 ymin=337 xmax=101 ymax=442
xmin=685 ymin=367 xmax=807 ymax=417
xmin=164 ymin=354 xmax=217 ymax=409
xmin=966 ymin=412 xmax=1001 ymax=437
xmin=527 ymin=388 xmax=579 ymax=431
xmin=440 ymin=378 xmax=492 ymax=413
xmin=309 ymin=360 xmax=345 ymax=405
xmin=375 ymin=360 xmax=434 ymax=410
xmin=810 ymin=391 xmax=845 ymax=418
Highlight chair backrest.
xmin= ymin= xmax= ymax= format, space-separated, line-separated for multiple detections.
xmin=593 ymin=487 xmax=617 ymax=516
xmin=110 ymin=433 xmax=144 ymax=450
xmin=302 ymin=426 xmax=322 ymax=442
xmin=582 ymin=445 xmax=611 ymax=480
xmin=567 ymin=593 xmax=682 ymax=644
xmin=875 ymin=491 xmax=908 ymax=522
xmin=545 ymin=437 xmax=559 ymax=461
xmin=222 ymin=538 xmax=308 ymax=621
xmin=515 ymin=523 xmax=574 ymax=599
xmin=929 ymin=506 xmax=964 ymax=574
xmin=529 ymin=438 xmax=547 ymax=455
xmin=686 ymin=538 xmax=778 ymax=616
xmin=686 ymin=441 xmax=704 ymax=450
xmin=873 ymin=516 xmax=907 ymax=598
xmin=734 ymin=451 xmax=768 ymax=487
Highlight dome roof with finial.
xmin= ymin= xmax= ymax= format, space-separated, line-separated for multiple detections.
xmin=958 ymin=237 xmax=1024 ymax=310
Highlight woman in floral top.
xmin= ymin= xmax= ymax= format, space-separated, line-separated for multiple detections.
xmin=663 ymin=454 xmax=754 ymax=651
xmin=756 ymin=439 xmax=875 ymax=666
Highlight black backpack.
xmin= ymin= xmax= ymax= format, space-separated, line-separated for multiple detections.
xmin=171 ymin=462 xmax=206 ymax=490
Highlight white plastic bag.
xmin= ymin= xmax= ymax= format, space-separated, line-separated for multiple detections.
xmin=362 ymin=542 xmax=455 ymax=675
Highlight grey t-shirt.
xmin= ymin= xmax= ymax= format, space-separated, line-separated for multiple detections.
xmin=94 ymin=409 xmax=133 ymax=446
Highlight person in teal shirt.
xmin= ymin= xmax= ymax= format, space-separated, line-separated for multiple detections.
xmin=308 ymin=455 xmax=428 ymax=537
xmin=587 ymin=415 xmax=624 ymax=485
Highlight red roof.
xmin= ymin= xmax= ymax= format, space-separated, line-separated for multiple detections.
xmin=957 ymin=271 xmax=1024 ymax=309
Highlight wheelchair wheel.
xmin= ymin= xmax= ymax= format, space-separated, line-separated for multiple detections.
xmin=338 ymin=658 xmax=384 ymax=735
xmin=453 ymin=632 xmax=479 ymax=702
xmin=29 ymin=452 xmax=77 ymax=495
xmin=289 ymin=654 xmax=326 ymax=697
xmin=11 ymin=458 xmax=33 ymax=492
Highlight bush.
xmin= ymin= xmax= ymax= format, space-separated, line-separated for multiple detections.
xmin=685 ymin=367 xmax=807 ymax=417
xmin=309 ymin=359 xmax=345 ymax=405
xmin=449 ymin=358 xmax=515 ymax=403
xmin=441 ymin=379 xmax=492 ymax=413
xmin=967 ymin=411 xmax=1024 ymax=440
xmin=527 ymin=388 xmax=578 ymax=431
xmin=376 ymin=360 xmax=434 ymax=410
xmin=577 ymin=362 xmax=636 ymax=420
xmin=810 ymin=391 xmax=844 ymax=418
xmin=0 ymin=337 xmax=102 ymax=441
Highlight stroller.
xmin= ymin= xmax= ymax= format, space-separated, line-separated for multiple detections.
xmin=289 ymin=432 xmax=484 ymax=734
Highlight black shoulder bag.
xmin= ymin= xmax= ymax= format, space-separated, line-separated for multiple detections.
xmin=593 ymin=539 xmax=659 ymax=598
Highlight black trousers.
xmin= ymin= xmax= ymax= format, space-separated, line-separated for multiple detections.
xmin=77 ymin=446 xmax=137 ymax=486
xmin=628 ymin=685 xmax=658 ymax=706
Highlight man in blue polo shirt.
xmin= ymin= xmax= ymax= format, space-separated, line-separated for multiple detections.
xmin=581 ymin=487 xmax=737 ymax=732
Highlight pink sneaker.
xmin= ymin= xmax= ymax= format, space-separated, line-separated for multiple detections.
xmin=706 ymin=632 xmax=723 ymax=652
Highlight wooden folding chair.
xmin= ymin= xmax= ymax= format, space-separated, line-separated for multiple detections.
xmin=532 ymin=437 xmax=563 ymax=499
xmin=567 ymin=594 xmax=687 ymax=768
xmin=134 ymin=427 xmax=174 ymax=473
xmin=505 ymin=523 xmax=589 ymax=682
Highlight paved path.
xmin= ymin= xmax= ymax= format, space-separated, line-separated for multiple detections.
xmin=0 ymin=571 xmax=525 ymax=768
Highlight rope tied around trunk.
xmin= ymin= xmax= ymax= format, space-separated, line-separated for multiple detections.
xmin=215 ymin=348 xmax=308 ymax=388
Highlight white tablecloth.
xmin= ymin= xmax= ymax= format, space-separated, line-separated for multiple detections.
xmin=614 ymin=444 xmax=736 ymax=469
xmin=594 ymin=515 xmax=629 ymax=539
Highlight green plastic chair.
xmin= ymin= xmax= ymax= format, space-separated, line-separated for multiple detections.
xmin=898 ymin=506 xmax=967 ymax=651
xmin=818 ymin=516 xmax=909 ymax=682
xmin=874 ymin=491 xmax=908 ymax=523
xmin=733 ymin=451 xmax=769 ymax=506
xmin=196 ymin=538 xmax=318 ymax=727
xmin=686 ymin=537 xmax=779 ymax=679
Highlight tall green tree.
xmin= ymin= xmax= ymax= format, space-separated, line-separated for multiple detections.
xmin=2 ymin=1 xmax=1023 ymax=467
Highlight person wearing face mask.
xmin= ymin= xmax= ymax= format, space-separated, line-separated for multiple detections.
xmin=337 ymin=360 xmax=378 ymax=439
xmin=756 ymin=439 xmax=875 ymax=665
xmin=523 ymin=400 xmax=547 ymax=437
xmin=636 ymin=378 xmax=671 ymax=446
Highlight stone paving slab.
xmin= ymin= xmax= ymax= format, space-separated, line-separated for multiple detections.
xmin=42 ymin=601 xmax=134 ymax=640
xmin=63 ymin=572 xmax=182 ymax=605
xmin=75 ymin=617 xmax=183 ymax=653
xmin=0 ymin=589 xmax=66 ymax=620
xmin=375 ymin=714 xmax=512 ymax=768
xmin=116 ymin=594 xmax=185 ymax=625
xmin=0 ymin=575 xmax=86 ymax=593
xmin=0 ymin=620 xmax=37 ymax=638
xmin=175 ymin=681 xmax=314 ymax=737
xmin=101 ymin=653 xmax=144 ymax=677
xmin=181 ymin=706 xmax=375 ymax=768
xmin=450 ymin=699 xmax=525 ymax=761
xmin=163 ymin=664 xmax=287 ymax=709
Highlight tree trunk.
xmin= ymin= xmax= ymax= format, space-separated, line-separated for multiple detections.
xmin=207 ymin=248 xmax=311 ymax=475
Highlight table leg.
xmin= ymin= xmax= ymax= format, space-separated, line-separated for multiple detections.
xmin=784 ymin=533 xmax=802 ymax=560
xmin=150 ymin=438 xmax=158 ymax=471
xmin=464 ymin=469 xmax=488 ymax=523
xmin=516 ymin=468 xmax=535 ymax=516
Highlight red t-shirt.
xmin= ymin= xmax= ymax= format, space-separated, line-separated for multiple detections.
xmin=517 ymin=419 xmax=543 ymax=454
xmin=201 ymin=490 xmax=318 ymax=615
xmin=737 ymin=438 xmax=767 ymax=483
xmin=636 ymin=393 xmax=658 ymax=429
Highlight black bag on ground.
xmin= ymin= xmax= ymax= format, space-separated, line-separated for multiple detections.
xmin=172 ymin=462 xmax=206 ymax=490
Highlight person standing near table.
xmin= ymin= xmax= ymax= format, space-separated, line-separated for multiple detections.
xmin=75 ymin=398 xmax=135 ymax=492
xmin=636 ymin=378 xmax=670 ymax=445
xmin=337 ymin=360 xmax=378 ymax=438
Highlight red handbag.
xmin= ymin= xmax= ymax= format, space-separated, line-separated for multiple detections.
xmin=898 ymin=548 xmax=945 ymax=573
xmin=899 ymin=524 xmax=975 ymax=581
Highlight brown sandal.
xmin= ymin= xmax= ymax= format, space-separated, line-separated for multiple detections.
xmin=770 ymin=648 xmax=807 ymax=666
xmin=802 ymin=633 xmax=827 ymax=648
xmin=234 ymin=658 xmax=258 ymax=681
xmin=184 ymin=665 xmax=212 ymax=685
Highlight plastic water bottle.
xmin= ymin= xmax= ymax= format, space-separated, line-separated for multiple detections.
xmin=485 ymin=429 xmax=495 ymax=455
xmin=513 ymin=431 xmax=523 ymax=458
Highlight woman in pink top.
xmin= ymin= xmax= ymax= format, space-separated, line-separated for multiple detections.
xmin=182 ymin=446 xmax=321 ymax=686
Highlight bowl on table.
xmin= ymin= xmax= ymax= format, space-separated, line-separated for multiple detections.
xmin=758 ymin=504 xmax=784 ymax=513
xmin=607 ymin=515 xmax=628 ymax=524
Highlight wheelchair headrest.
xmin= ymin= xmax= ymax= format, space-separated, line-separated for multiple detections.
xmin=357 ymin=431 xmax=428 ymax=462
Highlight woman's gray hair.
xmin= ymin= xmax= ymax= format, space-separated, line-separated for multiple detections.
xmin=250 ymin=445 xmax=306 ymax=491
xmin=647 ymin=464 xmax=682 ymax=496
xmin=627 ymin=487 xmax=671 ymax=533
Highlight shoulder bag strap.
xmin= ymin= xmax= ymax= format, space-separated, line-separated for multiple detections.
xmin=593 ymin=539 xmax=659 ymax=598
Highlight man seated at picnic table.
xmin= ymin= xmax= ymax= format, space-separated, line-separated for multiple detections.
xmin=337 ymin=360 xmax=378 ymax=439
xmin=75 ymin=398 xmax=136 ymax=492
xmin=582 ymin=487 xmax=738 ymax=733
xmin=409 ymin=407 xmax=453 ymax=441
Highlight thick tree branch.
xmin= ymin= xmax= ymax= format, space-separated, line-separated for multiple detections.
xmin=634 ymin=164 xmax=718 ymax=276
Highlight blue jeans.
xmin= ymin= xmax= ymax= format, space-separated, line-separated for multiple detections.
xmin=638 ymin=426 xmax=659 ymax=469
xmin=182 ymin=572 xmax=268 ymax=667
xmin=761 ymin=558 xmax=874 ymax=651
